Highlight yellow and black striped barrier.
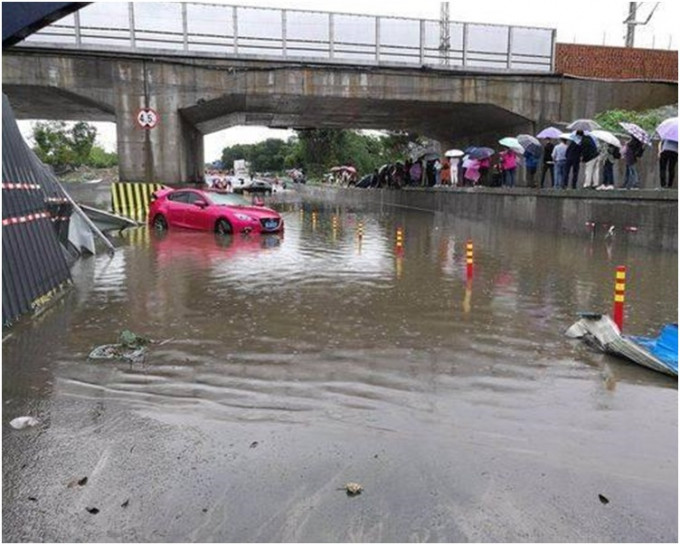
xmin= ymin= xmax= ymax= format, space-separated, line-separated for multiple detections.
xmin=111 ymin=182 xmax=164 ymax=223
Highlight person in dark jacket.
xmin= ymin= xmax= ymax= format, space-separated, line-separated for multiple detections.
xmin=623 ymin=136 xmax=644 ymax=189
xmin=565 ymin=135 xmax=582 ymax=189
xmin=540 ymin=138 xmax=555 ymax=188
xmin=581 ymin=134 xmax=600 ymax=188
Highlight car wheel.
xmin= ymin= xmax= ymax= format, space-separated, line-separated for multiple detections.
xmin=215 ymin=218 xmax=233 ymax=235
xmin=152 ymin=214 xmax=168 ymax=231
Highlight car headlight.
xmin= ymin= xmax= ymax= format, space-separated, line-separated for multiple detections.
xmin=235 ymin=213 xmax=256 ymax=222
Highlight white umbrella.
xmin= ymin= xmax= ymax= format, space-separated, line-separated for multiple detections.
xmin=590 ymin=130 xmax=622 ymax=148
xmin=445 ymin=149 xmax=464 ymax=158
xmin=498 ymin=137 xmax=524 ymax=155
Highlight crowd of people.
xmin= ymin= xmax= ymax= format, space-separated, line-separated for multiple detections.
xmin=340 ymin=129 xmax=677 ymax=191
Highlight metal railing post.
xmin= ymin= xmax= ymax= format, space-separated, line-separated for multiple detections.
xmin=329 ymin=13 xmax=334 ymax=60
xmin=182 ymin=2 xmax=188 ymax=52
xmin=282 ymin=9 xmax=287 ymax=58
xmin=462 ymin=23 xmax=468 ymax=66
xmin=550 ymin=28 xmax=557 ymax=72
xmin=375 ymin=16 xmax=381 ymax=63
xmin=74 ymin=10 xmax=81 ymax=47
xmin=419 ymin=19 xmax=425 ymax=65
xmin=506 ymin=26 xmax=513 ymax=69
xmin=233 ymin=6 xmax=239 ymax=54
xmin=128 ymin=2 xmax=136 ymax=49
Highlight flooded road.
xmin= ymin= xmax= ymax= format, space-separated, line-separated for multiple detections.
xmin=3 ymin=194 xmax=677 ymax=542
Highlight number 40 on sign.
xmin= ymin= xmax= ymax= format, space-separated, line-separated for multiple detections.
xmin=136 ymin=108 xmax=159 ymax=129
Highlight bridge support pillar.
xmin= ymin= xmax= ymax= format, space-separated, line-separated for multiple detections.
xmin=114 ymin=64 xmax=204 ymax=185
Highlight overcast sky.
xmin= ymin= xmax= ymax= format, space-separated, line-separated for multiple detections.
xmin=16 ymin=0 xmax=680 ymax=162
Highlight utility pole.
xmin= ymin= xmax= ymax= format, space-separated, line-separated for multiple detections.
xmin=625 ymin=2 xmax=637 ymax=48
xmin=439 ymin=1 xmax=450 ymax=66
xmin=624 ymin=2 xmax=660 ymax=48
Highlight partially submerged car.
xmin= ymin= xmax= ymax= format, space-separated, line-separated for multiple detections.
xmin=148 ymin=188 xmax=283 ymax=235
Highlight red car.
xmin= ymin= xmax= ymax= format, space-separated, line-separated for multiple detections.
xmin=148 ymin=188 xmax=283 ymax=235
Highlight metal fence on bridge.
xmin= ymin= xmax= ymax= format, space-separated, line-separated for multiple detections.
xmin=20 ymin=2 xmax=556 ymax=72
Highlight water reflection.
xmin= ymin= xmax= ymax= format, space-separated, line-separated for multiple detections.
xmin=3 ymin=195 xmax=676 ymax=541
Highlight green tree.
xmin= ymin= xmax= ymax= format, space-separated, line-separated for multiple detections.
xmin=87 ymin=145 xmax=118 ymax=168
xmin=32 ymin=121 xmax=98 ymax=172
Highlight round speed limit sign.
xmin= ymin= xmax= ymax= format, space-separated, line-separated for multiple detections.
xmin=136 ymin=107 xmax=159 ymax=129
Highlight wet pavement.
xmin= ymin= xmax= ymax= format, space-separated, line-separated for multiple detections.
xmin=2 ymin=193 xmax=677 ymax=542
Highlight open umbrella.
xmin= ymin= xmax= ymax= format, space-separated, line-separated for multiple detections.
xmin=567 ymin=119 xmax=601 ymax=132
xmin=619 ymin=122 xmax=651 ymax=146
xmin=536 ymin=126 xmax=563 ymax=139
xmin=517 ymin=134 xmax=542 ymax=157
xmin=445 ymin=149 xmax=464 ymax=158
xmin=499 ymin=137 xmax=524 ymax=155
xmin=590 ymin=129 xmax=622 ymax=148
xmin=655 ymin=117 xmax=678 ymax=142
xmin=468 ymin=147 xmax=494 ymax=160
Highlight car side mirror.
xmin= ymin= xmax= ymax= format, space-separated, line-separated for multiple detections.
xmin=194 ymin=199 xmax=208 ymax=208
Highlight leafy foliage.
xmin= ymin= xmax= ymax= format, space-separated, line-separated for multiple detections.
xmin=218 ymin=129 xmax=420 ymax=179
xmin=594 ymin=108 xmax=666 ymax=134
xmin=32 ymin=121 xmax=115 ymax=172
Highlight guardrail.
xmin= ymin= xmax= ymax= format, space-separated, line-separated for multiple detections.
xmin=21 ymin=2 xmax=555 ymax=72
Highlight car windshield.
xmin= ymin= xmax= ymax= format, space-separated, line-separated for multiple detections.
xmin=207 ymin=192 xmax=251 ymax=206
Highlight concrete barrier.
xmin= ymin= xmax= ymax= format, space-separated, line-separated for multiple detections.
xmin=300 ymin=185 xmax=678 ymax=251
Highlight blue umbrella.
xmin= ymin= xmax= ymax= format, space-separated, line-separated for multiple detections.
xmin=468 ymin=147 xmax=495 ymax=160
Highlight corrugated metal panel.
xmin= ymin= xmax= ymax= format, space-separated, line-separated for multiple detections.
xmin=2 ymin=94 xmax=72 ymax=326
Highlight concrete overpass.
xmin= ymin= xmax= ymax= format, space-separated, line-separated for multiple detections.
xmin=4 ymin=49 xmax=677 ymax=184
xmin=2 ymin=1 xmax=677 ymax=183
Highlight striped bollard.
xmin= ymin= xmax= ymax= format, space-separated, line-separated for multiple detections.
xmin=613 ymin=266 xmax=626 ymax=331
xmin=396 ymin=227 xmax=404 ymax=255
xmin=466 ymin=240 xmax=474 ymax=280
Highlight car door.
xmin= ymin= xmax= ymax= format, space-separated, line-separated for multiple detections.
xmin=165 ymin=191 xmax=191 ymax=228
xmin=184 ymin=191 xmax=212 ymax=231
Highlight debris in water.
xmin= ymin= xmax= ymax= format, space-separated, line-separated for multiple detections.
xmin=250 ymin=441 xmax=259 ymax=448
xmin=67 ymin=476 xmax=88 ymax=488
xmin=118 ymin=330 xmax=150 ymax=348
xmin=344 ymin=482 xmax=363 ymax=496
xmin=10 ymin=416 xmax=39 ymax=429
xmin=28 ymin=496 xmax=38 ymax=502
xmin=89 ymin=330 xmax=151 ymax=363
xmin=121 ymin=499 xmax=129 ymax=508
xmin=86 ymin=507 xmax=100 ymax=514
xmin=598 ymin=494 xmax=609 ymax=504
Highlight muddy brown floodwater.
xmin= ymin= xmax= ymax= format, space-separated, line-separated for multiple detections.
xmin=2 ymin=194 xmax=677 ymax=542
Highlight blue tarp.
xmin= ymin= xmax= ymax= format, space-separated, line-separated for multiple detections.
xmin=627 ymin=324 xmax=678 ymax=375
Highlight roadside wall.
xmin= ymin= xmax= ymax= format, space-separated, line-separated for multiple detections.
xmin=301 ymin=186 xmax=677 ymax=252
xmin=556 ymin=44 xmax=678 ymax=81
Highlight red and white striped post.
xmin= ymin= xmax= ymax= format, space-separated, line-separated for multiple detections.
xmin=613 ymin=265 xmax=626 ymax=331
xmin=466 ymin=240 xmax=474 ymax=280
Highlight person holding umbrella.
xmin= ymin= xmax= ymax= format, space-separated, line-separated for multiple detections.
xmin=540 ymin=138 xmax=555 ymax=188
xmin=622 ymin=136 xmax=644 ymax=189
xmin=620 ymin=122 xmax=651 ymax=189
xmin=656 ymin=117 xmax=678 ymax=188
xmin=564 ymin=131 xmax=584 ymax=189
xmin=658 ymin=139 xmax=678 ymax=188
xmin=499 ymin=149 xmax=518 ymax=187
